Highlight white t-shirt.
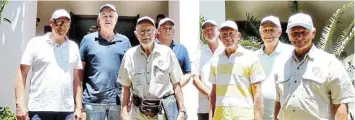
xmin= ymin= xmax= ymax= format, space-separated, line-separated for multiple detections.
xmin=256 ymin=41 xmax=293 ymax=120
xmin=191 ymin=44 xmax=224 ymax=113
xmin=21 ymin=33 xmax=82 ymax=112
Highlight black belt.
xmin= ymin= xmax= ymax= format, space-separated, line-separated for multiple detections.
xmin=132 ymin=93 xmax=174 ymax=116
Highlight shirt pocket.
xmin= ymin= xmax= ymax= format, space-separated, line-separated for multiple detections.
xmin=153 ymin=59 xmax=170 ymax=84
xmin=131 ymin=70 xmax=145 ymax=87
xmin=275 ymin=74 xmax=292 ymax=102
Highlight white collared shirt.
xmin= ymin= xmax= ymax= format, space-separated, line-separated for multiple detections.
xmin=256 ymin=41 xmax=293 ymax=119
xmin=274 ymin=45 xmax=355 ymax=120
xmin=21 ymin=33 xmax=82 ymax=112
xmin=191 ymin=43 xmax=224 ymax=113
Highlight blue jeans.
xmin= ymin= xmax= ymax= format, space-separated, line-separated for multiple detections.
xmin=28 ymin=111 xmax=73 ymax=120
xmin=84 ymin=103 xmax=120 ymax=120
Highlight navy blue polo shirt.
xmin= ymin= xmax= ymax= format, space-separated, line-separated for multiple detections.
xmin=80 ymin=31 xmax=131 ymax=104
xmin=156 ymin=39 xmax=191 ymax=74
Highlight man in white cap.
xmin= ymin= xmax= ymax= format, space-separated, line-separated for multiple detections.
xmin=119 ymin=16 xmax=186 ymax=120
xmin=274 ymin=13 xmax=355 ymax=120
xmin=191 ymin=19 xmax=224 ymax=120
xmin=156 ymin=18 xmax=191 ymax=87
xmin=209 ymin=20 xmax=265 ymax=120
xmin=255 ymin=16 xmax=293 ymax=120
xmin=15 ymin=9 xmax=83 ymax=120
xmin=79 ymin=4 xmax=131 ymax=120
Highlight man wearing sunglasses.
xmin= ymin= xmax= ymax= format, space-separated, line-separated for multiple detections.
xmin=274 ymin=13 xmax=355 ymax=120
xmin=79 ymin=4 xmax=131 ymax=120
xmin=119 ymin=16 xmax=186 ymax=120
xmin=255 ymin=16 xmax=293 ymax=120
xmin=156 ymin=18 xmax=191 ymax=87
xmin=209 ymin=20 xmax=265 ymax=120
xmin=15 ymin=9 xmax=83 ymax=120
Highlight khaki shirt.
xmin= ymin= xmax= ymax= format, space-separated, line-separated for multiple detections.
xmin=118 ymin=43 xmax=183 ymax=99
xmin=275 ymin=45 xmax=355 ymax=120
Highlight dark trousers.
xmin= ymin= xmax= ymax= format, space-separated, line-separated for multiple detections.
xmin=29 ymin=111 xmax=74 ymax=120
xmin=198 ymin=113 xmax=209 ymax=120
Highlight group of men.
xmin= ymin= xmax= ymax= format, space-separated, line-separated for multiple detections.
xmin=13 ymin=3 xmax=354 ymax=120
xmin=15 ymin=4 xmax=190 ymax=120
xmin=193 ymin=13 xmax=355 ymax=120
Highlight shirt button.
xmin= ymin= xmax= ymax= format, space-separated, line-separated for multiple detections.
xmin=293 ymin=110 xmax=295 ymax=112
xmin=294 ymin=81 xmax=297 ymax=83
xmin=297 ymin=67 xmax=299 ymax=69
xmin=292 ymin=95 xmax=295 ymax=97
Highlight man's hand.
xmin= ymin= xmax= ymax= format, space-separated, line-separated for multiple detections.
xmin=120 ymin=110 xmax=130 ymax=120
xmin=16 ymin=104 xmax=29 ymax=120
xmin=74 ymin=108 xmax=82 ymax=120
xmin=177 ymin=112 xmax=185 ymax=120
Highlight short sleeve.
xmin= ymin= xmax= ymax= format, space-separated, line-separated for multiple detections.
xmin=79 ymin=36 xmax=88 ymax=62
xmin=118 ymin=53 xmax=132 ymax=87
xmin=250 ymin=57 xmax=266 ymax=83
xmin=328 ymin=57 xmax=355 ymax=104
xmin=20 ymin=38 xmax=35 ymax=65
xmin=73 ymin=43 xmax=83 ymax=69
xmin=182 ymin=46 xmax=191 ymax=74
xmin=191 ymin=51 xmax=200 ymax=76
xmin=208 ymin=58 xmax=217 ymax=84
xmin=169 ymin=50 xmax=183 ymax=84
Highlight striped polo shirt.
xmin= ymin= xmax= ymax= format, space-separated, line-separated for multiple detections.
xmin=209 ymin=45 xmax=266 ymax=108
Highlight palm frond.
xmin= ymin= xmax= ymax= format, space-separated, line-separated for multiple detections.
xmin=199 ymin=16 xmax=207 ymax=45
xmin=332 ymin=20 xmax=354 ymax=57
xmin=245 ymin=12 xmax=260 ymax=39
xmin=317 ymin=2 xmax=354 ymax=50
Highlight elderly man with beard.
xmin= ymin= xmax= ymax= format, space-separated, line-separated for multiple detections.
xmin=119 ymin=16 xmax=186 ymax=120
xmin=191 ymin=20 xmax=224 ymax=120
xmin=79 ymin=4 xmax=131 ymax=120
xmin=15 ymin=9 xmax=83 ymax=120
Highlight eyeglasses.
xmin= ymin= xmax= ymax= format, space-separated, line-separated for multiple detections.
xmin=160 ymin=26 xmax=174 ymax=32
xmin=202 ymin=26 xmax=216 ymax=32
xmin=137 ymin=29 xmax=155 ymax=35
xmin=289 ymin=30 xmax=310 ymax=38
xmin=54 ymin=20 xmax=70 ymax=27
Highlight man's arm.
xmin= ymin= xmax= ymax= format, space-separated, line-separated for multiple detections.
xmin=120 ymin=86 xmax=130 ymax=119
xmin=73 ymin=69 xmax=83 ymax=110
xmin=173 ymin=83 xmax=185 ymax=110
xmin=15 ymin=65 xmax=31 ymax=120
xmin=192 ymin=75 xmax=209 ymax=97
xmin=209 ymin=84 xmax=216 ymax=120
xmin=274 ymin=101 xmax=281 ymax=120
xmin=333 ymin=104 xmax=348 ymax=120
xmin=180 ymin=73 xmax=191 ymax=87
xmin=251 ymin=82 xmax=263 ymax=120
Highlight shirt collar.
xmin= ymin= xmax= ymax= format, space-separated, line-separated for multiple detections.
xmin=139 ymin=42 xmax=158 ymax=56
xmin=258 ymin=41 xmax=284 ymax=56
xmin=97 ymin=31 xmax=119 ymax=42
xmin=221 ymin=44 xmax=245 ymax=57
xmin=155 ymin=39 xmax=176 ymax=48
xmin=45 ymin=32 xmax=69 ymax=44
xmin=291 ymin=44 xmax=316 ymax=62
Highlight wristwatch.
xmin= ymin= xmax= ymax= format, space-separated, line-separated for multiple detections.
xmin=179 ymin=109 xmax=188 ymax=119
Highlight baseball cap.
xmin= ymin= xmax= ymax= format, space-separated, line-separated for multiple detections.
xmin=136 ymin=16 xmax=155 ymax=26
xmin=99 ymin=4 xmax=118 ymax=16
xmin=158 ymin=18 xmax=174 ymax=27
xmin=51 ymin=9 xmax=71 ymax=20
xmin=220 ymin=20 xmax=238 ymax=30
xmin=260 ymin=16 xmax=281 ymax=28
xmin=202 ymin=20 xmax=217 ymax=28
xmin=286 ymin=13 xmax=314 ymax=33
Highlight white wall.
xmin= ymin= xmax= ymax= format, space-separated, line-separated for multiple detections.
xmin=36 ymin=1 xmax=169 ymax=35
xmin=0 ymin=1 xmax=37 ymax=111
xmin=169 ymin=1 xmax=180 ymax=42
xmin=200 ymin=1 xmax=226 ymax=26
